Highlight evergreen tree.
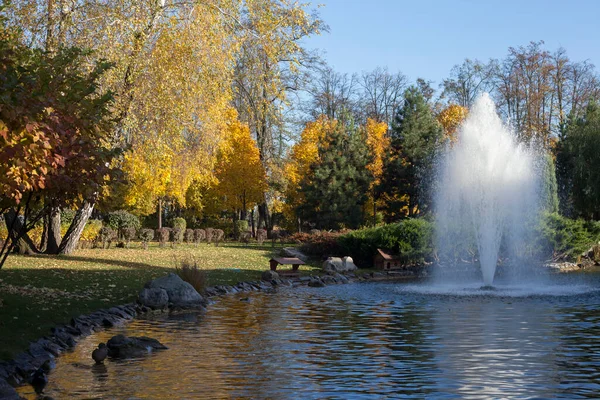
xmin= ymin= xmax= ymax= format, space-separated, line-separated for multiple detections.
xmin=540 ymin=153 xmax=559 ymax=214
xmin=378 ymin=86 xmax=443 ymax=221
xmin=558 ymin=102 xmax=600 ymax=219
xmin=297 ymin=116 xmax=373 ymax=229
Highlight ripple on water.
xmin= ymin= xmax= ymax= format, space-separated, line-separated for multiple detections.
xmin=16 ymin=278 xmax=600 ymax=399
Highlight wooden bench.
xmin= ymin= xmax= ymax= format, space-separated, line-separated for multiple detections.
xmin=269 ymin=257 xmax=305 ymax=276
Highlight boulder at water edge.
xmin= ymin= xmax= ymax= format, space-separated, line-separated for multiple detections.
xmin=138 ymin=288 xmax=169 ymax=309
xmin=322 ymin=256 xmax=358 ymax=272
xmin=261 ymin=270 xmax=279 ymax=281
xmin=142 ymin=273 xmax=206 ymax=308
xmin=106 ymin=335 xmax=168 ymax=359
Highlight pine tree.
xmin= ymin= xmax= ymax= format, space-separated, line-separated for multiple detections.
xmin=298 ymin=116 xmax=373 ymax=229
xmin=540 ymin=153 xmax=559 ymax=214
xmin=558 ymin=102 xmax=600 ymax=219
xmin=378 ymin=86 xmax=443 ymax=221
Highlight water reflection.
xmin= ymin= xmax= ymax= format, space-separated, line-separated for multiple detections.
xmin=17 ymin=278 xmax=600 ymax=399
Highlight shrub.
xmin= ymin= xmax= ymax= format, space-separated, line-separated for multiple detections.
xmin=194 ymin=229 xmax=206 ymax=245
xmin=337 ymin=219 xmax=434 ymax=267
xmin=235 ymin=220 xmax=249 ymax=238
xmin=184 ymin=229 xmax=195 ymax=243
xmin=122 ymin=227 xmax=137 ymax=248
xmin=170 ymin=228 xmax=184 ymax=245
xmin=214 ymin=229 xmax=225 ymax=246
xmin=205 ymin=228 xmax=215 ymax=243
xmin=256 ymin=229 xmax=267 ymax=245
xmin=294 ymin=231 xmax=344 ymax=257
xmin=99 ymin=227 xmax=117 ymax=249
xmin=105 ymin=210 xmax=141 ymax=239
xmin=139 ymin=229 xmax=154 ymax=250
xmin=156 ymin=228 xmax=170 ymax=247
xmin=533 ymin=212 xmax=600 ymax=261
xmin=239 ymin=231 xmax=251 ymax=243
xmin=172 ymin=217 xmax=187 ymax=231
xmin=176 ymin=258 xmax=207 ymax=293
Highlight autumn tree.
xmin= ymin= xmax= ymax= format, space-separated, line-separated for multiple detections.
xmin=378 ymin=87 xmax=443 ymax=221
xmin=0 ymin=22 xmax=116 ymax=268
xmin=233 ymin=0 xmax=326 ymax=233
xmin=211 ymin=112 xmax=268 ymax=237
xmin=364 ymin=118 xmax=389 ymax=225
xmin=6 ymin=0 xmax=241 ymax=247
xmin=437 ymin=104 xmax=468 ymax=144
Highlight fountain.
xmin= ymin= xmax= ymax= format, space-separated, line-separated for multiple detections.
xmin=435 ymin=94 xmax=538 ymax=286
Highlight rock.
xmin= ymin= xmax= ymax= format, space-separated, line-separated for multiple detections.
xmin=342 ymin=256 xmax=358 ymax=271
xmin=308 ymin=278 xmax=326 ymax=287
xmin=545 ymin=262 xmax=581 ymax=273
xmin=261 ymin=270 xmax=279 ymax=281
xmin=138 ymin=288 xmax=169 ymax=309
xmin=144 ymin=273 xmax=205 ymax=308
xmin=281 ymin=247 xmax=308 ymax=262
xmin=322 ymin=256 xmax=358 ymax=272
xmin=106 ymin=335 xmax=168 ymax=359
xmin=0 ymin=378 xmax=20 ymax=400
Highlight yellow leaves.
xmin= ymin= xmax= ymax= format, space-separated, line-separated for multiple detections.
xmin=212 ymin=113 xmax=267 ymax=212
xmin=438 ymin=104 xmax=468 ymax=144
xmin=365 ymin=118 xmax=389 ymax=188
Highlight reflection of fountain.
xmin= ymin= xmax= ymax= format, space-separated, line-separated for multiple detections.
xmin=435 ymin=94 xmax=538 ymax=286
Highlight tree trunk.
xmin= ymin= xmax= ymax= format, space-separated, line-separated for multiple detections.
xmin=40 ymin=214 xmax=49 ymax=253
xmin=158 ymin=199 xmax=162 ymax=229
xmin=250 ymin=208 xmax=256 ymax=237
xmin=3 ymin=210 xmax=40 ymax=256
xmin=45 ymin=206 xmax=61 ymax=254
xmin=58 ymin=198 xmax=95 ymax=255
xmin=258 ymin=203 xmax=271 ymax=234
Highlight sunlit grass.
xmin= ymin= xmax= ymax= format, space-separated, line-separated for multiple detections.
xmin=0 ymin=241 xmax=320 ymax=360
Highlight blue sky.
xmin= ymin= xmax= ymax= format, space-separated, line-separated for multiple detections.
xmin=305 ymin=0 xmax=600 ymax=87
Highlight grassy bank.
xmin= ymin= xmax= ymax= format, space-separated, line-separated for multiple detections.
xmin=0 ymin=242 xmax=319 ymax=360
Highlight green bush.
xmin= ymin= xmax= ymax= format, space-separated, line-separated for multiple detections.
xmin=105 ymin=210 xmax=141 ymax=239
xmin=337 ymin=219 xmax=434 ymax=267
xmin=533 ymin=213 xmax=600 ymax=261
xmin=172 ymin=217 xmax=187 ymax=231
xmin=236 ymin=220 xmax=249 ymax=235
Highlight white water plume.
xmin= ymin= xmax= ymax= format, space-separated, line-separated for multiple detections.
xmin=435 ymin=94 xmax=539 ymax=286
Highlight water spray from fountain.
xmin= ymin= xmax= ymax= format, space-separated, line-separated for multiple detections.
xmin=435 ymin=94 xmax=539 ymax=286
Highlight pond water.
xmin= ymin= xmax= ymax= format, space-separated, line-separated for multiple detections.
xmin=17 ymin=274 xmax=600 ymax=399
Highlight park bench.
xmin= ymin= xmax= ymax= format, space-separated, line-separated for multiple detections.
xmin=269 ymin=257 xmax=305 ymax=276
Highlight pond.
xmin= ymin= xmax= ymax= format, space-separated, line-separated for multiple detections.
xmin=17 ymin=274 xmax=600 ymax=399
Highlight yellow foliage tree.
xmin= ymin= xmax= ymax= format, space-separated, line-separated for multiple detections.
xmin=212 ymin=112 xmax=268 ymax=233
xmin=364 ymin=118 xmax=389 ymax=225
xmin=437 ymin=104 xmax=468 ymax=144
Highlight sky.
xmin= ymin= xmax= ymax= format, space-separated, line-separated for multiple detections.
xmin=304 ymin=0 xmax=600 ymax=88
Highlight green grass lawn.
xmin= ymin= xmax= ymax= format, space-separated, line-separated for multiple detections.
xmin=0 ymin=241 xmax=320 ymax=360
